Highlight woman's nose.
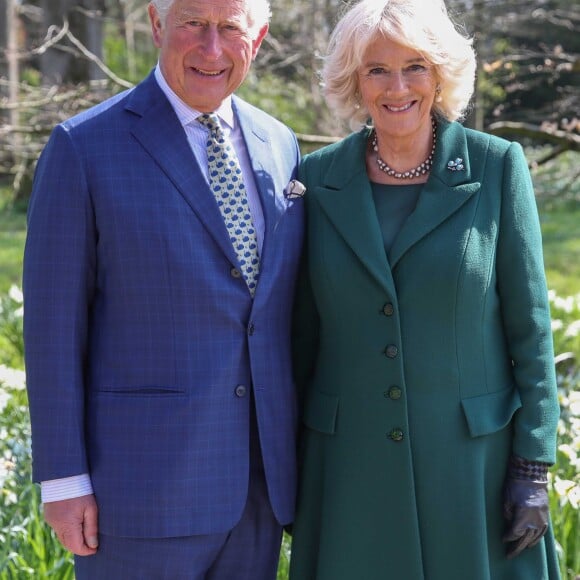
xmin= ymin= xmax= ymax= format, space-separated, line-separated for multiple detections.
xmin=385 ymin=70 xmax=408 ymax=93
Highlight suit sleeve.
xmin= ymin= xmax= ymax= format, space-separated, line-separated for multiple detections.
xmin=23 ymin=125 xmax=96 ymax=482
xmin=496 ymin=142 xmax=559 ymax=463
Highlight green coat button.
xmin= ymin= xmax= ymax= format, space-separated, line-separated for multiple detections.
xmin=382 ymin=303 xmax=394 ymax=316
xmin=385 ymin=345 xmax=398 ymax=358
xmin=389 ymin=428 xmax=404 ymax=442
xmin=387 ymin=386 xmax=402 ymax=400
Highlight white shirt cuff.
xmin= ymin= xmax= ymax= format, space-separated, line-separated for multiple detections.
xmin=41 ymin=473 xmax=94 ymax=503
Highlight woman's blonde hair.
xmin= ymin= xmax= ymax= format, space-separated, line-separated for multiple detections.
xmin=323 ymin=0 xmax=476 ymax=130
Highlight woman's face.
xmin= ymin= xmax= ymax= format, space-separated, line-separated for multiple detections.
xmin=357 ymin=35 xmax=437 ymax=143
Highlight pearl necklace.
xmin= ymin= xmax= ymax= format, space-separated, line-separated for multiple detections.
xmin=372 ymin=117 xmax=437 ymax=180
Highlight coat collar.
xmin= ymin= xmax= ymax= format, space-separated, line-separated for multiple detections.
xmin=312 ymin=119 xmax=481 ymax=293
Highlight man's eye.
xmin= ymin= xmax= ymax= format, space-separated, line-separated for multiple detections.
xmin=222 ymin=23 xmax=245 ymax=34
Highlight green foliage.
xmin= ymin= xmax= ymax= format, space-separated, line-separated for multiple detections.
xmin=534 ymin=152 xmax=580 ymax=296
xmin=238 ymin=71 xmax=320 ymax=135
xmin=0 ymin=188 xmax=27 ymax=295
xmin=277 ymin=532 xmax=292 ymax=578
xmin=0 ymin=287 xmax=24 ymax=369
xmin=19 ymin=68 xmax=42 ymax=89
xmin=102 ymin=32 xmax=157 ymax=85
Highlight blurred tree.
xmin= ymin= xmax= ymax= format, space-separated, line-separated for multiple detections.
xmin=0 ymin=0 xmax=578 ymax=198
xmin=38 ymin=0 xmax=107 ymax=83
xmin=452 ymin=0 xmax=579 ymax=155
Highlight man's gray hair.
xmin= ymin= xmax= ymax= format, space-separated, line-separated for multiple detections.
xmin=150 ymin=0 xmax=272 ymax=38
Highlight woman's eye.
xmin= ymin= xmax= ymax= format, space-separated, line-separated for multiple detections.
xmin=407 ymin=64 xmax=428 ymax=74
xmin=368 ymin=67 xmax=387 ymax=75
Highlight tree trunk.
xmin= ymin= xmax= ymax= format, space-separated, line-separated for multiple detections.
xmin=40 ymin=0 xmax=106 ymax=84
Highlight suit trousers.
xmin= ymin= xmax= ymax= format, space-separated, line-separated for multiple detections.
xmin=74 ymin=395 xmax=283 ymax=580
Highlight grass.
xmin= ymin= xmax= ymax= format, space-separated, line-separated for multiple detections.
xmin=540 ymin=203 xmax=580 ymax=295
xmin=0 ymin=207 xmax=26 ymax=294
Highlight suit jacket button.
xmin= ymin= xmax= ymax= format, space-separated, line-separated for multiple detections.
xmin=389 ymin=428 xmax=404 ymax=442
xmin=382 ymin=303 xmax=394 ymax=316
xmin=247 ymin=323 xmax=255 ymax=336
xmin=385 ymin=386 xmax=402 ymax=400
xmin=385 ymin=345 xmax=398 ymax=358
xmin=230 ymin=267 xmax=242 ymax=279
xmin=235 ymin=385 xmax=247 ymax=397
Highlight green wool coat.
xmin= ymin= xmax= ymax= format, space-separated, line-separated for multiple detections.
xmin=289 ymin=120 xmax=561 ymax=580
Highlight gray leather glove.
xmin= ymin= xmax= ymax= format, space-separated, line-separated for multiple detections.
xmin=502 ymin=455 xmax=550 ymax=559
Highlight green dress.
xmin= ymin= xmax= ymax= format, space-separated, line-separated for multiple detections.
xmin=289 ymin=121 xmax=561 ymax=580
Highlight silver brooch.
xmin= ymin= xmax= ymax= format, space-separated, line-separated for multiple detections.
xmin=284 ymin=179 xmax=306 ymax=199
xmin=447 ymin=158 xmax=465 ymax=172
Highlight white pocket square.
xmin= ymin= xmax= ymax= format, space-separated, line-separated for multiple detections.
xmin=284 ymin=179 xmax=306 ymax=199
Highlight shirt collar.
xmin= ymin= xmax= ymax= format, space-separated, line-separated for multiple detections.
xmin=154 ymin=64 xmax=235 ymax=130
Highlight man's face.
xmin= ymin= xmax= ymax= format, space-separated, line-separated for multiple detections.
xmin=149 ymin=0 xmax=268 ymax=112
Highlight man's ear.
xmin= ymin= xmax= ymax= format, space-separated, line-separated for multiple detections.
xmin=251 ymin=24 xmax=269 ymax=60
xmin=148 ymin=4 xmax=164 ymax=48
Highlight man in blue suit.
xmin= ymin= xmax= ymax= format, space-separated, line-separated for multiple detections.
xmin=23 ymin=0 xmax=303 ymax=577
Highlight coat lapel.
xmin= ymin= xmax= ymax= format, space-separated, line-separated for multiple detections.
xmin=126 ymin=73 xmax=240 ymax=267
xmin=313 ymin=131 xmax=394 ymax=294
xmin=311 ymin=121 xmax=481 ymax=290
xmin=388 ymin=120 xmax=481 ymax=268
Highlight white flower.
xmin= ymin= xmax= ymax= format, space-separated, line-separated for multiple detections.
xmin=564 ymin=320 xmax=580 ymax=338
xmin=569 ymin=485 xmax=580 ymax=509
xmin=553 ymin=295 xmax=575 ymax=313
xmin=551 ymin=319 xmax=564 ymax=332
xmin=553 ymin=477 xmax=577 ymax=506
xmin=569 ymin=391 xmax=580 ymax=417
xmin=8 ymin=285 xmax=23 ymax=304
xmin=0 ymin=365 xmax=26 ymax=391
xmin=0 ymin=389 xmax=9 ymax=413
xmin=558 ymin=443 xmax=578 ymax=464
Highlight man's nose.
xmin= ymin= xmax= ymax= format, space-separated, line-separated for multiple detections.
xmin=201 ymin=27 xmax=223 ymax=59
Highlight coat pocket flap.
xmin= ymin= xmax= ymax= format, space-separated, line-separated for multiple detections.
xmin=461 ymin=387 xmax=522 ymax=438
xmin=303 ymin=389 xmax=339 ymax=435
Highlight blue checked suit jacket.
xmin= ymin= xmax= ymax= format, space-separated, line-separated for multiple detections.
xmin=23 ymin=71 xmax=304 ymax=537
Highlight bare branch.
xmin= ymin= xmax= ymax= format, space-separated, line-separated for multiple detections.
xmin=487 ymin=121 xmax=580 ymax=149
xmin=31 ymin=20 xmax=71 ymax=57
xmin=63 ymin=28 xmax=134 ymax=89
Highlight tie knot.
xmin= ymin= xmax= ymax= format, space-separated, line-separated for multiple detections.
xmin=197 ymin=113 xmax=222 ymax=134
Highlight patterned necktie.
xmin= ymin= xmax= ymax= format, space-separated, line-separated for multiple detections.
xmin=198 ymin=114 xmax=260 ymax=296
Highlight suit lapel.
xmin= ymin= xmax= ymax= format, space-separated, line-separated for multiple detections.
xmin=314 ymin=131 xmax=394 ymax=294
xmin=126 ymin=73 xmax=240 ymax=267
xmin=234 ymin=98 xmax=285 ymax=238
xmin=389 ymin=120 xmax=481 ymax=268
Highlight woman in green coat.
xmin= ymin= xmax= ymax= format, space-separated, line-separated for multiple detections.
xmin=289 ymin=0 xmax=561 ymax=578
